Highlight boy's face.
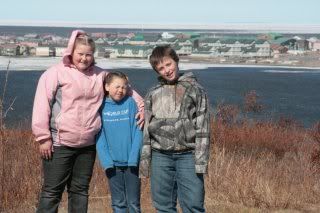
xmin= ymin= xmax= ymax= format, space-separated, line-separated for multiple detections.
xmin=155 ymin=56 xmax=179 ymax=83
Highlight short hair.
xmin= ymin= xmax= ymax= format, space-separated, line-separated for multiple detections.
xmin=149 ymin=45 xmax=179 ymax=72
xmin=104 ymin=71 xmax=129 ymax=85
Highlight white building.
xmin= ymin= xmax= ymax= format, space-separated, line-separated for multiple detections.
xmin=161 ymin=32 xmax=175 ymax=39
xmin=35 ymin=47 xmax=53 ymax=56
xmin=55 ymin=47 xmax=66 ymax=57
xmin=109 ymin=45 xmax=152 ymax=58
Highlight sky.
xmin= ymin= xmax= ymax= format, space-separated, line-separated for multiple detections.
xmin=1 ymin=0 xmax=320 ymax=27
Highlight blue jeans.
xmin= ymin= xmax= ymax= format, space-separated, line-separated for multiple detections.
xmin=106 ymin=166 xmax=141 ymax=213
xmin=36 ymin=145 xmax=96 ymax=213
xmin=151 ymin=150 xmax=205 ymax=213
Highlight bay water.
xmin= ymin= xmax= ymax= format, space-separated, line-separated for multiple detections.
xmin=1 ymin=66 xmax=320 ymax=128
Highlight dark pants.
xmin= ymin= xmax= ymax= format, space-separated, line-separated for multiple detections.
xmin=106 ymin=167 xmax=141 ymax=213
xmin=36 ymin=145 xmax=96 ymax=213
xmin=151 ymin=150 xmax=205 ymax=213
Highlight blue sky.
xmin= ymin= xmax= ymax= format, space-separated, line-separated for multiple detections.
xmin=1 ymin=0 xmax=320 ymax=26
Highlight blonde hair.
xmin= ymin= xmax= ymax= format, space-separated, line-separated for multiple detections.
xmin=74 ymin=34 xmax=96 ymax=52
xmin=72 ymin=34 xmax=96 ymax=66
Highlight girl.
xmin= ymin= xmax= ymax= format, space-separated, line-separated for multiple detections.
xmin=96 ymin=72 xmax=142 ymax=213
xmin=32 ymin=30 xmax=144 ymax=213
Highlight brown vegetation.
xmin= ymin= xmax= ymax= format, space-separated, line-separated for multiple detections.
xmin=243 ymin=90 xmax=263 ymax=113
xmin=2 ymin=115 xmax=320 ymax=212
xmin=0 ymin=129 xmax=154 ymax=213
xmin=208 ymin=118 xmax=320 ymax=211
xmin=2 ymin=91 xmax=320 ymax=212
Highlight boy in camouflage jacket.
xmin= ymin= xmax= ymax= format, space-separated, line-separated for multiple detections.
xmin=139 ymin=45 xmax=210 ymax=212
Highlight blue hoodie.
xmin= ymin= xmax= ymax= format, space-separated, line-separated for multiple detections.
xmin=96 ymin=96 xmax=143 ymax=170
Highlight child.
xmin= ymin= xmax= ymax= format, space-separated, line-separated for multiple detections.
xmin=32 ymin=30 xmax=144 ymax=213
xmin=139 ymin=45 xmax=210 ymax=212
xmin=96 ymin=71 xmax=142 ymax=213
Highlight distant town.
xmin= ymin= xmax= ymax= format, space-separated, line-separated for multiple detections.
xmin=1 ymin=29 xmax=320 ymax=67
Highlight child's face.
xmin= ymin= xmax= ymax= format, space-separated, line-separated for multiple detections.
xmin=72 ymin=44 xmax=94 ymax=72
xmin=105 ymin=77 xmax=128 ymax=102
xmin=155 ymin=56 xmax=179 ymax=82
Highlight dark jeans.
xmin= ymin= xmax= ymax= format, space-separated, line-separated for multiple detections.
xmin=36 ymin=145 xmax=96 ymax=213
xmin=151 ymin=150 xmax=205 ymax=213
xmin=106 ymin=167 xmax=141 ymax=213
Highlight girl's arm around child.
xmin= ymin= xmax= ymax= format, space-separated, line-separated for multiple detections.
xmin=128 ymin=98 xmax=143 ymax=166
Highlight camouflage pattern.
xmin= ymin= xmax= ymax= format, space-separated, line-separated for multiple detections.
xmin=139 ymin=72 xmax=210 ymax=177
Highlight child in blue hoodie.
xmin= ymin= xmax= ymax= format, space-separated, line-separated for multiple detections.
xmin=96 ymin=71 xmax=143 ymax=213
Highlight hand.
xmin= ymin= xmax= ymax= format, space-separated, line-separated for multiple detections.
xmin=135 ymin=111 xmax=145 ymax=129
xmin=39 ymin=139 xmax=54 ymax=160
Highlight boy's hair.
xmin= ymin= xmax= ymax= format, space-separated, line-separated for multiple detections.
xmin=75 ymin=34 xmax=96 ymax=53
xmin=149 ymin=45 xmax=179 ymax=72
xmin=103 ymin=71 xmax=129 ymax=96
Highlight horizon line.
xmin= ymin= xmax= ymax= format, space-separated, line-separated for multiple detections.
xmin=1 ymin=21 xmax=320 ymax=33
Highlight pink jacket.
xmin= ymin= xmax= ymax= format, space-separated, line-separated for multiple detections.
xmin=32 ymin=30 xmax=144 ymax=148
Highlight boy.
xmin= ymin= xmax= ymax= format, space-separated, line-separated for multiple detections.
xmin=140 ymin=45 xmax=210 ymax=212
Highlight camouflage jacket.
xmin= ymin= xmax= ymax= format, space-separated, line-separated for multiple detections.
xmin=139 ymin=72 xmax=210 ymax=177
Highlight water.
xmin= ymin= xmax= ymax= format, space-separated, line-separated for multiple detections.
xmin=1 ymin=66 xmax=320 ymax=128
xmin=0 ymin=26 xmax=154 ymax=37
xmin=1 ymin=26 xmax=319 ymax=37
xmin=0 ymin=25 xmax=260 ymax=37
xmin=1 ymin=25 xmax=320 ymax=128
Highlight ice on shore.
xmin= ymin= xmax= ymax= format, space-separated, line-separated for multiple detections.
xmin=263 ymin=69 xmax=320 ymax=73
xmin=1 ymin=56 xmax=320 ymax=72
xmin=0 ymin=56 xmax=210 ymax=71
xmin=0 ymin=57 xmax=60 ymax=71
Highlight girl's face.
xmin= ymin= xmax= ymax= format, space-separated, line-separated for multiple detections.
xmin=72 ymin=44 xmax=94 ymax=72
xmin=105 ymin=77 xmax=128 ymax=102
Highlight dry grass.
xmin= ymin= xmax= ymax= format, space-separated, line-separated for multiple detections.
xmin=2 ymin=102 xmax=320 ymax=212
xmin=207 ymin=119 xmax=320 ymax=211
xmin=0 ymin=128 xmax=155 ymax=213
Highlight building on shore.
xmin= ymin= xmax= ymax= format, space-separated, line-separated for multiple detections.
xmin=55 ymin=47 xmax=67 ymax=57
xmin=109 ymin=45 xmax=152 ymax=58
xmin=193 ymin=38 xmax=271 ymax=58
xmin=307 ymin=37 xmax=320 ymax=51
xmin=0 ymin=44 xmax=20 ymax=56
xmin=0 ymin=30 xmax=318 ymax=61
xmin=174 ymin=45 xmax=192 ymax=56
xmin=35 ymin=47 xmax=54 ymax=57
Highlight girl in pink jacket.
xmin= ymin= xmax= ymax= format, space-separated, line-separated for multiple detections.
xmin=32 ymin=30 xmax=144 ymax=213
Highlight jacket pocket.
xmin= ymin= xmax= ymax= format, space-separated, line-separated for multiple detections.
xmin=148 ymin=118 xmax=176 ymax=150
xmin=55 ymin=113 xmax=80 ymax=141
xmin=176 ymin=119 xmax=196 ymax=147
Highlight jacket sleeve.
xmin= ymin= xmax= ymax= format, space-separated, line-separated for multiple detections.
xmin=128 ymin=98 xmax=143 ymax=166
xmin=139 ymin=91 xmax=152 ymax=178
xmin=128 ymin=87 xmax=144 ymax=113
xmin=96 ymin=127 xmax=114 ymax=170
xmin=193 ymin=85 xmax=211 ymax=174
xmin=32 ymin=67 xmax=59 ymax=143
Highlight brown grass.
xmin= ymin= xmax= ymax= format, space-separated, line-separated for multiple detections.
xmin=208 ymin=119 xmax=320 ymax=211
xmin=243 ymin=90 xmax=263 ymax=113
xmin=0 ymin=128 xmax=155 ymax=213
xmin=2 ymin=112 xmax=320 ymax=212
